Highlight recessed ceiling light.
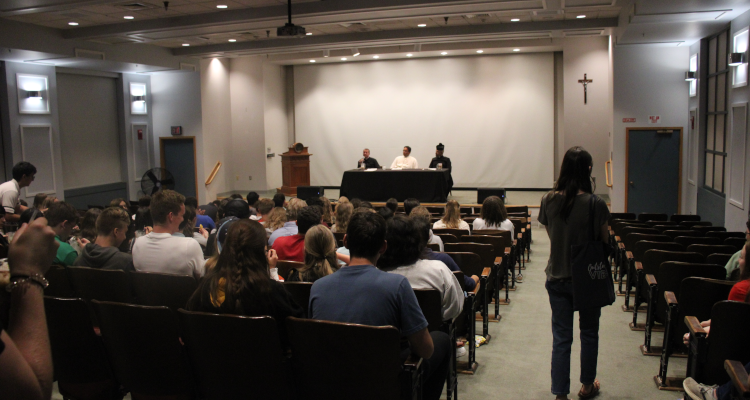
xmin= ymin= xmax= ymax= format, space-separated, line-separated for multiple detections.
xmin=182 ymin=43 xmax=190 ymax=46
xmin=441 ymin=52 xmax=448 ymax=55
xmin=228 ymin=39 xmax=236 ymax=42
xmin=306 ymin=32 xmax=312 ymax=35
xmin=511 ymin=18 xmax=520 ymax=22
xmin=341 ymin=57 xmax=347 ymax=61
xmin=373 ymin=55 xmax=379 ymax=59
xmin=217 ymin=4 xmax=227 ymax=8
xmin=68 ymin=22 xmax=79 ymax=26
xmin=310 ymin=60 xmax=316 ymax=63
xmin=476 ymin=50 xmax=483 ymax=53
xmin=418 ymin=24 xmax=427 ymax=27
xmin=513 ymin=48 xmax=520 ymax=52
xmin=576 ymin=15 xmax=586 ymax=18
xmin=406 ymin=53 xmax=413 ymax=57
xmin=123 ymin=16 xmax=134 ymax=19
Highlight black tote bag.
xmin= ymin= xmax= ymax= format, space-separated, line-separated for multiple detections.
xmin=570 ymin=195 xmax=616 ymax=311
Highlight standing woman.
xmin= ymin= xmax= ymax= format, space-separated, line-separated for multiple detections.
xmin=538 ymin=146 xmax=610 ymax=400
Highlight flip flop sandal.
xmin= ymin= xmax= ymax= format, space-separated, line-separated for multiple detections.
xmin=578 ymin=379 xmax=600 ymax=399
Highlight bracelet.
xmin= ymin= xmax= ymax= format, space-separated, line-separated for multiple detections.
xmin=6 ymin=273 xmax=49 ymax=292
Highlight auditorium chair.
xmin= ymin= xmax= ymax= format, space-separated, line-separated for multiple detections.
xmin=66 ymin=267 xmax=132 ymax=304
xmin=463 ymin=234 xmax=512 ymax=313
xmin=674 ymin=236 xmax=721 ymax=247
xmin=44 ymin=297 xmax=123 ymax=400
xmin=725 ymin=237 xmax=746 ymax=251
xmin=610 ymin=213 xmax=636 ymax=222
xmin=706 ymin=231 xmax=746 ymax=240
xmin=445 ymin=243 xmax=496 ymax=331
xmin=130 ymin=271 xmax=197 ymax=311
xmin=624 ymin=238 xmax=680 ymax=312
xmin=277 ymin=260 xmax=304 ymax=281
xmin=44 ymin=264 xmax=76 ymax=298
xmin=686 ymin=244 xmax=737 ymax=260
xmin=451 ymin=269 xmax=481 ymax=374
xmin=631 ymin=250 xmax=703 ymax=331
xmin=656 ymin=277 xmax=734 ymax=390
xmin=178 ymin=310 xmax=291 ymax=400
xmin=670 ymin=214 xmax=701 ymax=223
xmin=680 ymin=221 xmax=712 ymax=227
xmin=284 ymin=281 xmax=313 ymax=316
xmin=508 ymin=217 xmax=528 ymax=272
xmin=638 ymin=213 xmax=669 ymax=222
xmin=664 ymin=230 xmax=700 ymax=239
xmin=426 ymin=243 xmax=441 ymax=252
xmin=653 ymin=225 xmax=690 ymax=233
xmin=617 ymin=228 xmax=660 ymax=296
xmin=641 ymin=261 xmax=723 ymax=356
xmin=433 ymin=228 xmax=470 ymax=241
xmin=92 ymin=300 xmax=196 ymax=399
xmin=620 ymin=233 xmax=671 ymax=297
xmin=286 ymin=317 xmax=423 ymax=400
xmin=706 ymin=253 xmax=733 ymax=267
xmin=723 ymin=360 xmax=750 ymax=399
xmin=435 ymin=233 xmax=459 ymax=244
xmin=413 ymin=289 xmax=457 ymax=400
xmin=694 ymin=226 xmax=727 ymax=235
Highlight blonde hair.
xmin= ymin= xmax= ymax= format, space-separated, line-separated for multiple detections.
xmin=266 ymin=208 xmax=287 ymax=231
xmin=333 ymin=202 xmax=353 ymax=233
xmin=338 ymin=196 xmax=350 ymax=204
xmin=440 ymin=200 xmax=463 ymax=229
xmin=286 ymin=198 xmax=307 ymax=220
xmin=299 ymin=225 xmax=338 ymax=282
xmin=320 ymin=196 xmax=333 ymax=225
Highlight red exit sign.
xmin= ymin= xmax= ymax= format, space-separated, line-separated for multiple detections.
xmin=622 ymin=118 xmax=636 ymax=123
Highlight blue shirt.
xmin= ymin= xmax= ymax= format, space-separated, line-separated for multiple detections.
xmin=309 ymin=264 xmax=428 ymax=337
xmin=195 ymin=215 xmax=216 ymax=231
xmin=268 ymin=221 xmax=298 ymax=246
xmin=423 ymin=248 xmax=476 ymax=291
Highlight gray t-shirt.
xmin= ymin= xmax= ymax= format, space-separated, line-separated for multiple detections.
xmin=538 ymin=192 xmax=610 ymax=280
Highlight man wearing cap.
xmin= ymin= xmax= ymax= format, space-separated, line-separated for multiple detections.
xmin=357 ymin=148 xmax=380 ymax=169
xmin=390 ymin=146 xmax=419 ymax=169
xmin=429 ymin=143 xmax=453 ymax=193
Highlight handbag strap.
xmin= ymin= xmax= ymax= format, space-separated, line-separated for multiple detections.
xmin=587 ymin=194 xmax=598 ymax=242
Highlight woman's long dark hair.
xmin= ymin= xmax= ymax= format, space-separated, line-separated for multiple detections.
xmin=552 ymin=146 xmax=594 ymax=222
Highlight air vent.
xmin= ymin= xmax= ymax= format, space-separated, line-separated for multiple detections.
xmin=75 ymin=48 xmax=105 ymax=60
xmin=57 ymin=11 xmax=90 ymax=18
xmin=180 ymin=63 xmax=197 ymax=72
xmin=563 ymin=29 xmax=604 ymax=37
xmin=115 ymin=2 xmax=158 ymax=11
xmin=464 ymin=14 xmax=492 ymax=19
xmin=533 ymin=10 xmax=563 ymax=16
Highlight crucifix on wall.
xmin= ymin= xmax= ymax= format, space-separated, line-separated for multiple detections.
xmin=578 ymin=73 xmax=593 ymax=104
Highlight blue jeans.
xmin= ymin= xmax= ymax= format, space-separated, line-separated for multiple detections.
xmin=717 ymin=361 xmax=750 ymax=400
xmin=546 ymin=279 xmax=602 ymax=396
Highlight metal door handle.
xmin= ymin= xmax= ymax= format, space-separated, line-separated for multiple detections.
xmin=629 ymin=181 xmax=634 ymax=186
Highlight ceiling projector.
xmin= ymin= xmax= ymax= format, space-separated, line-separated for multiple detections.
xmin=277 ymin=23 xmax=307 ymax=37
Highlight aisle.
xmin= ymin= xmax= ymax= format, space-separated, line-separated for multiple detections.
xmin=454 ymin=225 xmax=685 ymax=399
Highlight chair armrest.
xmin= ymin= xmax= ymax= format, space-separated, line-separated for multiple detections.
xmin=494 ymin=256 xmax=503 ymax=265
xmin=402 ymin=354 xmax=423 ymax=371
xmin=685 ymin=316 xmax=707 ymax=337
xmin=626 ymin=251 xmax=634 ymax=261
xmin=724 ymin=360 xmax=750 ymax=397
xmin=481 ymin=267 xmax=491 ymax=278
xmin=618 ymin=242 xmax=625 ymax=250
xmin=615 ymin=236 xmax=621 ymax=243
xmin=645 ymin=274 xmax=657 ymax=286
xmin=504 ymin=247 xmax=511 ymax=256
xmin=513 ymin=240 xmax=517 ymax=246
xmin=664 ymin=291 xmax=678 ymax=306
xmin=635 ymin=261 xmax=643 ymax=271
xmin=520 ymin=228 xmax=526 ymax=234
xmin=470 ymin=281 xmax=481 ymax=296
xmin=517 ymin=233 xmax=523 ymax=240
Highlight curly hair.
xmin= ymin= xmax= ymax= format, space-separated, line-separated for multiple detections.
xmin=333 ymin=202 xmax=353 ymax=233
xmin=377 ymin=215 xmax=422 ymax=269
xmin=320 ymin=197 xmax=333 ymax=225
xmin=286 ymin=198 xmax=307 ymax=220
xmin=266 ymin=207 xmax=287 ymax=231
xmin=480 ymin=196 xmax=508 ymax=227
xmin=298 ymin=225 xmax=338 ymax=282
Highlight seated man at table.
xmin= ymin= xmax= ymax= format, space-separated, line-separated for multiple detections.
xmin=390 ymin=146 xmax=418 ymax=169
xmin=357 ymin=148 xmax=380 ymax=169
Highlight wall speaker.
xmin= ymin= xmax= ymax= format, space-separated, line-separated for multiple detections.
xmin=477 ymin=188 xmax=506 ymax=203
xmin=296 ymin=186 xmax=324 ymax=200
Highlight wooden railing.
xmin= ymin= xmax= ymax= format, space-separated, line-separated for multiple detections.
xmin=205 ymin=161 xmax=221 ymax=186
xmin=605 ymin=160 xmax=613 ymax=188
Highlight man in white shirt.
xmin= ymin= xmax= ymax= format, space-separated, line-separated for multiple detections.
xmin=390 ymin=146 xmax=419 ymax=169
xmin=0 ymin=162 xmax=36 ymax=223
xmin=133 ymin=189 xmax=206 ymax=279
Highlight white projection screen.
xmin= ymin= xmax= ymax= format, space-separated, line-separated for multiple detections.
xmin=294 ymin=53 xmax=554 ymax=188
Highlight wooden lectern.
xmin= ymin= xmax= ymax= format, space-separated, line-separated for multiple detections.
xmin=278 ymin=143 xmax=311 ymax=196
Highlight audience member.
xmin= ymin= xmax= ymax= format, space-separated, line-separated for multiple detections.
xmin=1 ymin=217 xmax=57 ymax=400
xmin=0 ymin=161 xmax=36 ymax=223
xmin=185 ymin=196 xmax=216 ymax=231
xmin=350 ymin=198 xmax=362 ymax=209
xmin=198 ymin=203 xmax=218 ymax=223
xmin=412 ymin=213 xmax=477 ymax=290
xmin=77 ymin=208 xmax=102 ymax=243
xmin=379 ymin=215 xmax=463 ymax=321
xmin=288 ymin=225 xmax=338 ymax=282
xmin=217 ymin=198 xmax=231 ymax=220
xmin=309 ymin=211 xmax=451 ymax=400
xmin=246 ymin=191 xmax=260 ymax=216
xmin=18 ymin=199 xmax=27 ymax=208
xmin=132 ymin=190 xmax=205 ymax=279
xmin=256 ymin=198 xmax=274 ymax=224
xmin=204 ymin=199 xmax=250 ymax=256
xmin=40 ymin=196 xmax=58 ymax=211
xmin=46 ymin=201 xmax=83 ymax=266
xmin=19 ymin=208 xmax=39 ymax=226
xmin=725 ymin=218 xmax=750 ymax=279
xmin=32 ymin=193 xmax=47 ymax=210
xmin=386 ymin=198 xmax=398 ymax=213
xmin=272 ymin=206 xmax=321 ymax=262
xmin=338 ymin=196 xmax=349 ymax=204
xmin=273 ymin=193 xmax=287 ymax=208
xmin=266 ymin=207 xmax=287 ymax=234
xmin=360 ymin=201 xmax=374 ymax=210
xmin=74 ymin=207 xmax=134 ymax=271
xmin=410 ymin=206 xmax=444 ymax=252
xmin=377 ymin=207 xmax=394 ymax=220
xmin=305 ymin=196 xmax=327 ymax=226
xmin=175 ymin=206 xmax=208 ymax=247
xmin=433 ymin=200 xmax=470 ymax=233
xmin=473 ymin=195 xmax=514 ymax=236
xmin=320 ymin=197 xmax=334 ymax=226
xmin=404 ymin=198 xmax=420 ymax=215
xmin=331 ymin=202 xmax=353 ymax=233
xmin=134 ymin=196 xmax=153 ymax=236
xmin=229 ymin=194 xmax=243 ymax=200
xmin=186 ymin=219 xmax=303 ymax=347
xmin=109 ymin=198 xmax=128 ymax=211
xmin=268 ymin=198 xmax=306 ymax=246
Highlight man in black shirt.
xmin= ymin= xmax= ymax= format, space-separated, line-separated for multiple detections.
xmin=429 ymin=143 xmax=453 ymax=193
xmin=357 ymin=148 xmax=379 ymax=169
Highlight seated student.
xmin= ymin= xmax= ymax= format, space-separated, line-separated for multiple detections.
xmin=386 ymin=198 xmax=398 ymax=213
xmin=411 ymin=213 xmax=478 ymax=290
xmin=288 ymin=225 xmax=338 ymax=282
xmin=350 ymin=198 xmax=362 ymax=210
xmin=109 ymin=198 xmax=129 ymax=211
xmin=186 ymin=219 xmax=303 ymax=347
xmin=433 ymin=200 xmax=471 ymax=233
xmin=77 ymin=208 xmax=102 ymax=243
xmin=32 ymin=192 xmax=47 ymax=210
xmin=320 ymin=197 xmax=334 ymax=226
xmin=404 ymin=198 xmax=420 ymax=215
xmin=132 ymin=190 xmax=206 ymax=279
xmin=246 ymin=191 xmax=260 ymax=217
xmin=265 ymin=207 xmax=287 ymax=236
xmin=377 ymin=207 xmax=394 ymax=220
xmin=41 ymin=196 xmax=58 ymax=212
xmin=205 ymin=199 xmax=251 ymax=257
xmin=309 ymin=211 xmax=451 ymax=400
xmin=272 ymin=193 xmax=286 ymax=208
xmin=256 ymin=198 xmax=274 ymax=224
xmin=338 ymin=196 xmax=349 ymax=204
xmin=473 ymin=195 xmax=514 ymax=237
xmin=725 ymin=218 xmax=750 ymax=279
xmin=174 ymin=206 xmax=208 ymax=248
xmin=198 ymin=203 xmax=218 ymax=224
xmin=379 ymin=215 xmax=463 ymax=321
xmin=268 ymin=198 xmax=307 ymax=246
xmin=46 ymin=201 xmax=85 ymax=266
xmin=74 ymin=207 xmax=134 ymax=271
xmin=331 ymin=202 xmax=353 ymax=233
xmin=185 ymin=196 xmax=216 ymax=231
xmin=134 ymin=196 xmax=153 ymax=237
xmin=410 ymin=206 xmax=444 ymax=252
xmin=272 ymin=206 xmax=321 ymax=262
xmin=305 ymin=196 xmax=329 ymax=227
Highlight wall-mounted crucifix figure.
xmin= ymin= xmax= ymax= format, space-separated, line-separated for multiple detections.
xmin=578 ymin=73 xmax=593 ymax=104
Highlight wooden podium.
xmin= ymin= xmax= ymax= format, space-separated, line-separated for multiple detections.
xmin=278 ymin=143 xmax=311 ymax=196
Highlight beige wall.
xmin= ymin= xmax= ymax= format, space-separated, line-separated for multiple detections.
xmin=200 ymin=58 xmax=232 ymax=201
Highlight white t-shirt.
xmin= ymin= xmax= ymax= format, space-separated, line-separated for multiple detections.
xmin=473 ymin=218 xmax=514 ymax=238
xmin=0 ymin=179 xmax=20 ymax=214
xmin=433 ymin=219 xmax=471 ymax=233
xmin=387 ymin=259 xmax=463 ymax=321
xmin=133 ymin=232 xmax=206 ymax=279
xmin=390 ymin=156 xmax=418 ymax=169
xmin=428 ymin=230 xmax=444 ymax=252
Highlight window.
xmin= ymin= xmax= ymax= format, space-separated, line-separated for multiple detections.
xmin=704 ymin=29 xmax=729 ymax=194
xmin=733 ymin=28 xmax=748 ymax=88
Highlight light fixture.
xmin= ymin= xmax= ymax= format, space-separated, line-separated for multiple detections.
xmin=513 ymin=48 xmax=520 ymax=52
xmin=133 ymin=95 xmax=145 ymax=102
xmin=323 ymin=50 xmax=330 ymax=57
xmin=476 ymin=50 xmax=484 ymax=53
xmin=576 ymin=15 xmax=586 ymax=19
xmin=351 ymin=48 xmax=360 ymax=56
xmin=310 ymin=60 xmax=316 ymax=63
xmin=418 ymin=24 xmax=427 ymax=27
xmin=441 ymin=51 xmax=448 ymax=55
xmin=228 ymin=39 xmax=236 ymax=42
xmin=341 ymin=57 xmax=347 ymax=61
xmin=217 ymin=4 xmax=227 ymax=8
xmin=124 ymin=16 xmax=134 ymax=19
xmin=685 ymin=71 xmax=696 ymax=81
xmin=68 ymin=22 xmax=79 ymax=26
xmin=182 ymin=43 xmax=190 ymax=46
xmin=729 ymin=52 xmax=747 ymax=66
xmin=25 ymin=90 xmax=42 ymax=99
xmin=306 ymin=32 xmax=312 ymax=35
xmin=511 ymin=18 xmax=520 ymax=22
xmin=406 ymin=53 xmax=413 ymax=57
xmin=373 ymin=55 xmax=379 ymax=59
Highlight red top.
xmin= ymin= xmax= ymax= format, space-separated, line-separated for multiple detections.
xmin=729 ymin=279 xmax=750 ymax=302
xmin=272 ymin=234 xmax=305 ymax=262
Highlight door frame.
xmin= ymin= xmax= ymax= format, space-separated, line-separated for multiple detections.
xmin=625 ymin=127 xmax=683 ymax=214
xmin=159 ymin=136 xmax=198 ymax=199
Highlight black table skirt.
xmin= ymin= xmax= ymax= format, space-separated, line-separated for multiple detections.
xmin=339 ymin=169 xmax=451 ymax=202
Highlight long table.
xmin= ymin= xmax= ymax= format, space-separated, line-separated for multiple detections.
xmin=339 ymin=169 xmax=451 ymax=202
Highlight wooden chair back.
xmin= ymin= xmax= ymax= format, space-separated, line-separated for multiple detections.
xmin=44 ymin=265 xmax=76 ymax=298
xmin=696 ymin=301 xmax=750 ymax=385
xmin=413 ymin=289 xmax=443 ymax=331
xmin=445 ymin=252 xmax=483 ymax=277
xmin=621 ymin=227 xmax=659 ymax=239
xmin=679 ymin=221 xmax=712 ymax=227
xmin=671 ymin=214 xmax=701 ymax=223
xmin=724 ymin=237 xmax=746 ymax=251
xmin=130 ymin=271 xmax=197 ymax=311
xmin=694 ymin=226 xmax=728 ymax=235
xmin=506 ymin=206 xmax=529 ymax=215
xmin=472 ymin=229 xmax=512 ymax=241
xmin=277 ymin=260 xmax=304 ymax=281
xmin=427 ymin=206 xmax=444 ymax=214
xmin=686 ymin=244 xmax=738 ymax=260
xmin=645 ymin=221 xmax=678 ymax=227
xmin=668 ymin=278 xmax=734 ymax=351
xmin=435 ymin=233 xmax=459 ymax=244
xmin=444 ymin=243 xmax=494 ymax=272
xmin=612 ymin=221 xmax=648 ymax=238
xmin=178 ymin=310 xmax=289 ymax=400
xmin=706 ymin=231 xmax=746 ymax=240
xmin=609 ymin=213 xmax=636 ymax=222
xmin=426 ymin=243 xmax=441 ymax=252
xmin=706 ymin=253 xmax=733 ymax=267
xmin=463 ymin=216 xmax=477 ymax=226
xmin=633 ymin=241 xmax=684 ymax=262
xmin=286 ymin=317 xmax=407 ymax=400
xmin=433 ymin=228 xmax=469 ymax=240
xmin=654 ymin=262 xmax=725 ymax=324
xmin=641 ymin=250 xmax=704 ymax=280
xmin=463 ymin=234 xmax=509 ymax=260
xmin=333 ymin=232 xmax=346 ymax=243
xmin=674 ymin=236 xmax=722 ymax=247
xmin=66 ymin=266 xmax=132 ymax=303
xmin=653 ymin=225 xmax=690 ymax=233
xmin=665 ymin=230 xmax=700 ymax=239
xmin=638 ymin=213 xmax=669 ymax=222
xmin=91 ymin=300 xmax=195 ymax=398
xmin=284 ymin=282 xmax=312 ymax=316
xmin=624 ymin=233 xmax=672 ymax=254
